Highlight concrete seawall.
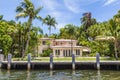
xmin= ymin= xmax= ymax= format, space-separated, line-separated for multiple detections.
xmin=1 ymin=61 xmax=120 ymax=70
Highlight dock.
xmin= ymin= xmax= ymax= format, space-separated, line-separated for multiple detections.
xmin=0 ymin=53 xmax=120 ymax=70
xmin=1 ymin=61 xmax=120 ymax=70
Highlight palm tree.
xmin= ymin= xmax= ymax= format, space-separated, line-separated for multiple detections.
xmin=30 ymin=26 xmax=43 ymax=56
xmin=42 ymin=15 xmax=57 ymax=36
xmin=65 ymin=24 xmax=76 ymax=56
xmin=0 ymin=15 xmax=3 ymax=20
xmin=81 ymin=12 xmax=97 ymax=31
xmin=16 ymin=0 xmax=43 ymax=57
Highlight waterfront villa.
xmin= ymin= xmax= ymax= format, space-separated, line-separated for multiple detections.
xmin=38 ymin=38 xmax=91 ymax=57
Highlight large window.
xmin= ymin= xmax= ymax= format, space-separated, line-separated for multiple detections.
xmin=76 ymin=49 xmax=80 ymax=56
xmin=63 ymin=50 xmax=72 ymax=57
xmin=69 ymin=49 xmax=72 ymax=56
xmin=55 ymin=49 xmax=60 ymax=56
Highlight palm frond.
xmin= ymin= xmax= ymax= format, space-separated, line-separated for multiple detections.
xmin=15 ymin=13 xmax=28 ymax=20
xmin=95 ymin=36 xmax=115 ymax=41
xmin=16 ymin=6 xmax=24 ymax=13
xmin=35 ymin=16 xmax=42 ymax=20
xmin=34 ymin=6 xmax=43 ymax=15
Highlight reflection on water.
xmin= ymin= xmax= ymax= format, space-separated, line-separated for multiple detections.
xmin=27 ymin=70 xmax=30 ymax=80
xmin=97 ymin=70 xmax=101 ymax=80
xmin=0 ymin=69 xmax=120 ymax=80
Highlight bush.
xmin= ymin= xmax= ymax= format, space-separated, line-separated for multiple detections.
xmin=40 ymin=48 xmax=52 ymax=57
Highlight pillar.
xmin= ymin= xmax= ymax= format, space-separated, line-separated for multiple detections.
xmin=96 ymin=53 xmax=100 ymax=70
xmin=50 ymin=54 xmax=53 ymax=70
xmin=53 ymin=49 xmax=55 ymax=57
xmin=60 ymin=49 xmax=63 ymax=57
xmin=27 ymin=54 xmax=31 ymax=70
xmin=0 ymin=61 xmax=1 ymax=68
xmin=7 ymin=54 xmax=12 ymax=70
xmin=72 ymin=54 xmax=75 ymax=70
xmin=80 ymin=49 xmax=82 ymax=57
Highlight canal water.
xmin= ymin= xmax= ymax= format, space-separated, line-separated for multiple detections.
xmin=0 ymin=69 xmax=120 ymax=80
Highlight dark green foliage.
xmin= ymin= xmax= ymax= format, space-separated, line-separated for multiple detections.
xmin=40 ymin=48 xmax=52 ymax=57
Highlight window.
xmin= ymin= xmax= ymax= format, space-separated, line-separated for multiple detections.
xmin=55 ymin=49 xmax=60 ymax=56
xmin=76 ymin=49 xmax=80 ymax=55
xmin=63 ymin=50 xmax=65 ymax=56
xmin=61 ymin=42 xmax=62 ymax=45
xmin=42 ymin=41 xmax=46 ymax=45
xmin=42 ymin=50 xmax=45 ymax=53
xmin=69 ymin=50 xmax=72 ymax=56
xmin=69 ymin=42 xmax=71 ymax=44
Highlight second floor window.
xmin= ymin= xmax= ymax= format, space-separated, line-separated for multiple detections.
xmin=42 ymin=41 xmax=46 ymax=45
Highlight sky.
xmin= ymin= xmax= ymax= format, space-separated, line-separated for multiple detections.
xmin=0 ymin=0 xmax=120 ymax=34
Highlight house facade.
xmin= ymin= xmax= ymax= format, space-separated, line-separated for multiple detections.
xmin=38 ymin=38 xmax=91 ymax=57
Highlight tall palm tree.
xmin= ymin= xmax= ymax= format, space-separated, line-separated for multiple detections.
xmin=42 ymin=15 xmax=57 ymax=36
xmin=16 ymin=0 xmax=42 ymax=57
xmin=81 ymin=12 xmax=96 ymax=31
xmin=30 ymin=26 xmax=43 ymax=56
xmin=65 ymin=24 xmax=76 ymax=56
xmin=108 ymin=19 xmax=119 ymax=59
xmin=81 ymin=12 xmax=91 ymax=31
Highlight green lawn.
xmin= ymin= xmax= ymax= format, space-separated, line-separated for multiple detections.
xmin=12 ymin=57 xmax=117 ymax=62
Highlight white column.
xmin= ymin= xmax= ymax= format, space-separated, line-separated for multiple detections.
xmin=53 ymin=49 xmax=56 ymax=57
xmin=73 ymin=49 xmax=76 ymax=55
xmin=80 ymin=49 xmax=82 ymax=57
xmin=60 ymin=49 xmax=63 ymax=57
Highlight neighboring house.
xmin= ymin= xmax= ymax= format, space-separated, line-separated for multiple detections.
xmin=38 ymin=38 xmax=91 ymax=57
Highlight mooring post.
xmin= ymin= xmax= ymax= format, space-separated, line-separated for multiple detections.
xmin=7 ymin=54 xmax=12 ymax=70
xmin=27 ymin=53 xmax=31 ymax=70
xmin=72 ymin=54 xmax=75 ymax=70
xmin=96 ymin=53 xmax=100 ymax=70
xmin=50 ymin=54 xmax=53 ymax=70
xmin=0 ymin=60 xmax=1 ymax=68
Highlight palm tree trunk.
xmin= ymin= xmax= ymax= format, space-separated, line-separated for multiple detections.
xmin=37 ymin=39 xmax=39 ymax=57
xmin=114 ymin=39 xmax=118 ymax=60
xmin=23 ymin=17 xmax=32 ymax=58
xmin=18 ymin=29 xmax=21 ymax=57
xmin=71 ymin=39 xmax=73 ymax=56
xmin=49 ymin=26 xmax=51 ymax=36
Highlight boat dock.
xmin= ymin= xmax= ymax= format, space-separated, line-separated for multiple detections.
xmin=0 ymin=53 xmax=120 ymax=70
xmin=1 ymin=61 xmax=120 ymax=70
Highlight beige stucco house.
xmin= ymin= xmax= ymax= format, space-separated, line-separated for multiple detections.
xmin=38 ymin=38 xmax=91 ymax=57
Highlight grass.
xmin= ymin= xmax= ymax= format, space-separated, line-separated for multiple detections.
xmin=12 ymin=57 xmax=117 ymax=62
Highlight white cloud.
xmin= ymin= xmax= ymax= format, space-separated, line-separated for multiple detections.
xmin=64 ymin=0 xmax=99 ymax=13
xmin=40 ymin=0 xmax=75 ymax=29
xmin=57 ymin=23 xmax=66 ymax=29
xmin=40 ymin=0 xmax=60 ymax=11
xmin=64 ymin=0 xmax=82 ymax=13
xmin=104 ymin=0 xmax=117 ymax=6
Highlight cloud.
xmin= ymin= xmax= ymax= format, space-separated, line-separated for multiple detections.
xmin=40 ymin=0 xmax=75 ymax=29
xmin=64 ymin=0 xmax=82 ymax=13
xmin=57 ymin=23 xmax=66 ymax=29
xmin=64 ymin=0 xmax=99 ymax=13
xmin=40 ymin=0 xmax=60 ymax=11
xmin=103 ymin=0 xmax=117 ymax=6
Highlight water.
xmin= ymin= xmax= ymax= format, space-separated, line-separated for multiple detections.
xmin=0 ymin=69 xmax=120 ymax=80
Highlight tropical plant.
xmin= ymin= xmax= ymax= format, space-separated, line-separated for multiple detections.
xmin=16 ymin=0 xmax=43 ymax=57
xmin=64 ymin=24 xmax=77 ymax=55
xmin=95 ymin=19 xmax=120 ymax=59
xmin=42 ymin=15 xmax=57 ymax=36
xmin=81 ymin=12 xmax=97 ymax=31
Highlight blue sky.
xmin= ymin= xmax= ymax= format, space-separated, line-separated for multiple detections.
xmin=0 ymin=0 xmax=120 ymax=34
